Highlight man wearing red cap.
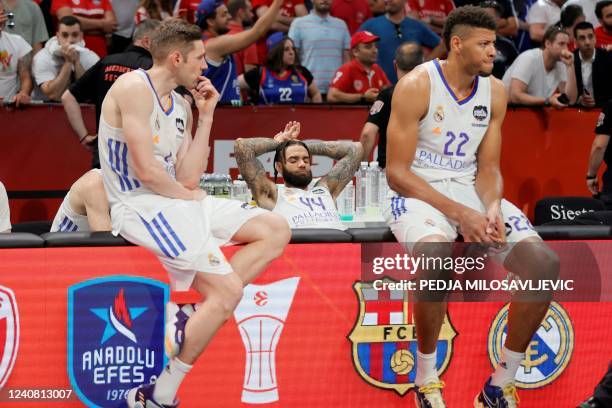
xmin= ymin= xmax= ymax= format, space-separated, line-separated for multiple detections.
xmin=327 ymin=31 xmax=390 ymax=103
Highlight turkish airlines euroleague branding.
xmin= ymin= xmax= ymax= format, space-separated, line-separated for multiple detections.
xmin=0 ymin=285 xmax=19 ymax=389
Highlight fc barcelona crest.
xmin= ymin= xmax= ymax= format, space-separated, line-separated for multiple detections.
xmin=348 ymin=281 xmax=457 ymax=395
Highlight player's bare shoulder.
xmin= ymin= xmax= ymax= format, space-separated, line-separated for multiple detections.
xmin=392 ymin=64 xmax=431 ymax=118
xmin=107 ymin=70 xmax=150 ymax=101
xmin=488 ymin=76 xmax=508 ymax=119
xmin=102 ymin=71 xmax=153 ymax=126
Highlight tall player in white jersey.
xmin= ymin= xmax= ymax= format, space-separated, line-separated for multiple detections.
xmin=385 ymin=6 xmax=559 ymax=408
xmin=97 ymin=19 xmax=290 ymax=408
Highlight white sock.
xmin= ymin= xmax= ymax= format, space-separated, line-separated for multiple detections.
xmin=415 ymin=349 xmax=439 ymax=387
xmin=153 ymin=357 xmax=192 ymax=404
xmin=491 ymin=346 xmax=524 ymax=387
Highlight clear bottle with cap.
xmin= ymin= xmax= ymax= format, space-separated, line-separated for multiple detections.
xmin=338 ymin=181 xmax=355 ymax=221
xmin=367 ymin=161 xmax=380 ymax=214
xmin=355 ymin=162 xmax=368 ymax=218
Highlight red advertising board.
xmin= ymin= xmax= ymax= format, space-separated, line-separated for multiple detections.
xmin=0 ymin=105 xmax=601 ymax=223
xmin=0 ymin=243 xmax=609 ymax=407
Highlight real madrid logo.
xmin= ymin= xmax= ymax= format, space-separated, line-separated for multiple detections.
xmin=487 ymin=302 xmax=574 ymax=389
xmin=434 ymin=105 xmax=444 ymax=122
xmin=208 ymin=253 xmax=221 ymax=267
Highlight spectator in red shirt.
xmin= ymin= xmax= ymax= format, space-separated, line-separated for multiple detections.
xmin=595 ymin=0 xmax=612 ymax=47
xmin=253 ymin=0 xmax=307 ymax=63
xmin=52 ymin=0 xmax=117 ymax=58
xmin=327 ymin=30 xmax=390 ymax=103
xmin=228 ymin=0 xmax=259 ymax=74
xmin=332 ymin=0 xmax=372 ymax=34
xmin=407 ymin=0 xmax=455 ymax=34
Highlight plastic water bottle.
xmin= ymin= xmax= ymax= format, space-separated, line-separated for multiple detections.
xmin=355 ymin=162 xmax=368 ymax=218
xmin=379 ymin=168 xmax=388 ymax=206
xmin=367 ymin=161 xmax=380 ymax=214
xmin=338 ymin=181 xmax=355 ymax=221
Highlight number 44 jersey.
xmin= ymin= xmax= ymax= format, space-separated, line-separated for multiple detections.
xmin=412 ymin=59 xmax=492 ymax=185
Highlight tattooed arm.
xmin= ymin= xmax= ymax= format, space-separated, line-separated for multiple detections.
xmin=15 ymin=52 xmax=33 ymax=107
xmin=234 ymin=138 xmax=280 ymax=210
xmin=308 ymin=141 xmax=363 ymax=200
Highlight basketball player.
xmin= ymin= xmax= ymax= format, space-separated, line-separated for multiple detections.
xmin=234 ymin=121 xmax=362 ymax=230
xmin=97 ymin=19 xmax=290 ymax=407
xmin=50 ymin=169 xmax=111 ymax=232
xmin=385 ymin=6 xmax=559 ymax=408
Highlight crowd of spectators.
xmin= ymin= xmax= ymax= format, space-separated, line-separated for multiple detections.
xmin=0 ymin=0 xmax=611 ymax=108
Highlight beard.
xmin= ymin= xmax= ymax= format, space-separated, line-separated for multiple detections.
xmin=283 ymin=168 xmax=312 ymax=188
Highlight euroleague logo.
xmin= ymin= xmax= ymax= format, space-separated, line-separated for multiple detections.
xmin=487 ymin=302 xmax=574 ymax=389
xmin=0 ymin=285 xmax=19 ymax=390
xmin=254 ymin=291 xmax=268 ymax=306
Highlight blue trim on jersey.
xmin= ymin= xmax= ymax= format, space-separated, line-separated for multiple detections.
xmin=433 ymin=59 xmax=479 ymax=106
xmin=140 ymin=69 xmax=174 ymax=116
xmin=107 ymin=138 xmax=141 ymax=192
xmin=151 ymin=217 xmax=180 ymax=257
xmin=391 ymin=196 xmax=407 ymax=220
xmin=59 ymin=217 xmax=78 ymax=232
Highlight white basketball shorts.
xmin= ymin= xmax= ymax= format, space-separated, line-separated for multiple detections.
xmin=117 ymin=196 xmax=267 ymax=290
xmin=384 ymin=180 xmax=539 ymax=249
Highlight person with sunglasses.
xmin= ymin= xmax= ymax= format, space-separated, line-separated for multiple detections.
xmin=32 ymin=16 xmax=99 ymax=101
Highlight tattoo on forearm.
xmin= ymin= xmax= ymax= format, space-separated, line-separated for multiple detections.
xmin=306 ymin=141 xmax=354 ymax=160
xmin=234 ymin=138 xmax=279 ymax=192
xmin=314 ymin=142 xmax=363 ymax=194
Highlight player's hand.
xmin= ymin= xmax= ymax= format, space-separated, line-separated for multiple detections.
xmin=485 ymin=201 xmax=506 ymax=243
xmin=458 ymin=207 xmax=492 ymax=243
xmin=587 ymin=177 xmax=599 ymax=195
xmin=549 ymin=93 xmax=567 ymax=109
xmin=14 ymin=91 xmax=30 ymax=108
xmin=274 ymin=121 xmax=301 ymax=142
xmin=364 ymin=88 xmax=379 ymax=103
xmin=560 ymin=49 xmax=574 ymax=67
xmin=192 ymin=76 xmax=219 ymax=117
xmin=191 ymin=188 xmax=207 ymax=201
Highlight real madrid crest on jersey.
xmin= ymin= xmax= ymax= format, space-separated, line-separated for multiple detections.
xmin=434 ymin=105 xmax=444 ymax=122
xmin=348 ymin=281 xmax=456 ymax=395
xmin=487 ymin=302 xmax=574 ymax=389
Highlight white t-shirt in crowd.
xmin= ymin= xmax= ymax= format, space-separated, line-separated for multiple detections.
xmin=502 ymin=48 xmax=567 ymax=99
xmin=32 ymin=37 xmax=99 ymax=88
xmin=0 ymin=31 xmax=32 ymax=102
xmin=0 ymin=181 xmax=10 ymax=233
xmin=112 ymin=0 xmax=140 ymax=38
xmin=527 ymin=0 xmax=561 ymax=28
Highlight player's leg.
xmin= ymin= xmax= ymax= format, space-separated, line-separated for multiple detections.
xmin=475 ymin=201 xmax=559 ymax=408
xmin=384 ymin=194 xmax=455 ymax=408
xmin=228 ymin=212 xmax=290 ymax=284
xmin=203 ymin=197 xmax=290 ymax=285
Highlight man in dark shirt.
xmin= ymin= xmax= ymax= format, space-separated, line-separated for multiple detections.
xmin=60 ymin=19 xmax=158 ymax=168
xmin=359 ymin=42 xmax=422 ymax=167
xmin=455 ymin=0 xmax=518 ymax=36
xmin=586 ymin=99 xmax=612 ymax=205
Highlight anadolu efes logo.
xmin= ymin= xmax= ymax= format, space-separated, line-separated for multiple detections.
xmin=68 ymin=276 xmax=169 ymax=407
xmin=0 ymin=285 xmax=19 ymax=390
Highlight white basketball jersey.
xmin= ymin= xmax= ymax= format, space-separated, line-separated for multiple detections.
xmin=98 ymin=69 xmax=188 ymax=224
xmin=412 ymin=59 xmax=492 ymax=184
xmin=273 ymin=183 xmax=346 ymax=230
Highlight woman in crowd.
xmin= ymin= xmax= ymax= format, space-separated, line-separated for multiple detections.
xmin=135 ymin=0 xmax=174 ymax=22
xmin=238 ymin=33 xmax=322 ymax=104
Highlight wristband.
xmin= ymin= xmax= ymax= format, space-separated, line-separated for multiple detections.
xmin=79 ymin=133 xmax=91 ymax=143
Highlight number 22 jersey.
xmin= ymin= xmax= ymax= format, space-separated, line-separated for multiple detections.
xmin=412 ymin=59 xmax=492 ymax=185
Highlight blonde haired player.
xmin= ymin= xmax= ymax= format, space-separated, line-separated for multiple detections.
xmin=385 ymin=6 xmax=559 ymax=408
xmin=97 ymin=18 xmax=290 ymax=407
